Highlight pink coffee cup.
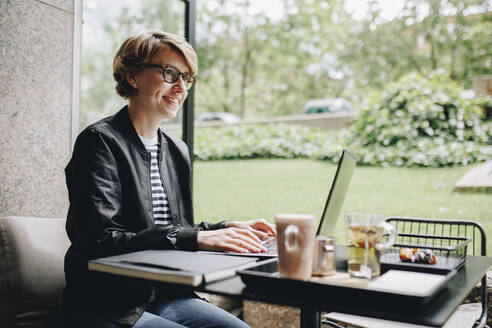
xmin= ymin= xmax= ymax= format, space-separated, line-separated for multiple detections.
xmin=275 ymin=214 xmax=316 ymax=280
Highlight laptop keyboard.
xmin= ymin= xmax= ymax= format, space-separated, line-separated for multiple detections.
xmin=262 ymin=237 xmax=277 ymax=253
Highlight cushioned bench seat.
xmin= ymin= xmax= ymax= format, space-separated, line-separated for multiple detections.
xmin=0 ymin=216 xmax=69 ymax=327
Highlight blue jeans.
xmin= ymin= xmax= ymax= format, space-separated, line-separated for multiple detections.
xmin=68 ymin=297 xmax=250 ymax=328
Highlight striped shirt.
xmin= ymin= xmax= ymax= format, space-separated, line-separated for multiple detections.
xmin=139 ymin=134 xmax=172 ymax=226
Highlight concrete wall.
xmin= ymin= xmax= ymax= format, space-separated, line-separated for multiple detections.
xmin=221 ymin=112 xmax=357 ymax=130
xmin=0 ymin=0 xmax=79 ymax=218
xmin=165 ymin=112 xmax=356 ymax=133
xmin=473 ymin=75 xmax=492 ymax=97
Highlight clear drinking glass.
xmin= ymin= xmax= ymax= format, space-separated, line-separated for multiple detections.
xmin=345 ymin=213 xmax=397 ymax=278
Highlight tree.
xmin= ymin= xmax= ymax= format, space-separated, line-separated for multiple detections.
xmin=80 ymin=0 xmax=492 ymax=126
xmin=196 ymin=0 xmax=265 ymax=118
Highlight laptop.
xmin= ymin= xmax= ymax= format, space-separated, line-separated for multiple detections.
xmin=223 ymin=148 xmax=357 ymax=258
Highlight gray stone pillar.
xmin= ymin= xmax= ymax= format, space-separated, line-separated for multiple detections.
xmin=0 ymin=0 xmax=80 ymax=218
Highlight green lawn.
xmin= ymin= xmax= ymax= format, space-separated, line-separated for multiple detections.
xmin=193 ymin=159 xmax=492 ymax=253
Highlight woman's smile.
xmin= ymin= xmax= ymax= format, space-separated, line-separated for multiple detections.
xmin=163 ymin=95 xmax=178 ymax=105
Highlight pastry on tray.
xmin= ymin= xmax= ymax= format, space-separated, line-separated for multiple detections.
xmin=399 ymin=247 xmax=438 ymax=264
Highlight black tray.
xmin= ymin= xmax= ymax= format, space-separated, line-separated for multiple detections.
xmin=238 ymin=258 xmax=456 ymax=307
xmin=380 ymin=234 xmax=471 ymax=274
xmin=380 ymin=250 xmax=465 ymax=275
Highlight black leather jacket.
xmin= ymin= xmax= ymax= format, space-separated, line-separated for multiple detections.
xmin=63 ymin=106 xmax=225 ymax=325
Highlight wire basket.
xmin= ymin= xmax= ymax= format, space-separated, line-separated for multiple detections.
xmin=381 ymin=218 xmax=473 ymax=274
xmin=394 ymin=233 xmax=470 ymax=256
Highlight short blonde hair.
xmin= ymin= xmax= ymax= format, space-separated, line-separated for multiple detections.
xmin=113 ymin=30 xmax=198 ymax=99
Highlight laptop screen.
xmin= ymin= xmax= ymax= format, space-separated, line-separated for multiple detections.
xmin=200 ymin=149 xmax=357 ymax=258
xmin=316 ymin=149 xmax=357 ymax=237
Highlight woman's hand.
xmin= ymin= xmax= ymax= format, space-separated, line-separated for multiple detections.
xmin=197 ymin=228 xmax=267 ymax=253
xmin=225 ymin=218 xmax=276 ymax=240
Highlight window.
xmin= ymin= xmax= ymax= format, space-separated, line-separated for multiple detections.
xmin=80 ymin=0 xmax=185 ymax=130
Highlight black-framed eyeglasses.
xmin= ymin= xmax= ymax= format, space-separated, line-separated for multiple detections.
xmin=145 ymin=64 xmax=196 ymax=90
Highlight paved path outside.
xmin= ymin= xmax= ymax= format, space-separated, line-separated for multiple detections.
xmin=454 ymin=160 xmax=492 ymax=192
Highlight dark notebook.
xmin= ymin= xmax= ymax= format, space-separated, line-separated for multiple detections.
xmin=89 ymin=250 xmax=257 ymax=286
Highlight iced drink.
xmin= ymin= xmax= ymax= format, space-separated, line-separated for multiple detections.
xmin=347 ymin=224 xmax=384 ymax=277
xmin=345 ymin=213 xmax=397 ymax=279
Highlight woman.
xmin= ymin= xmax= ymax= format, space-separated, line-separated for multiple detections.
xmin=63 ymin=30 xmax=275 ymax=328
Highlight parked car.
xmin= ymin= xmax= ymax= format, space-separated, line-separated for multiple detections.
xmin=304 ymin=98 xmax=354 ymax=114
xmin=196 ymin=112 xmax=241 ymax=123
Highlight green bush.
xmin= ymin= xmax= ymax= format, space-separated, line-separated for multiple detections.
xmin=336 ymin=71 xmax=492 ymax=166
xmin=192 ymin=72 xmax=492 ymax=167
xmin=194 ymin=124 xmax=333 ymax=160
xmin=192 ymin=120 xmax=491 ymax=167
